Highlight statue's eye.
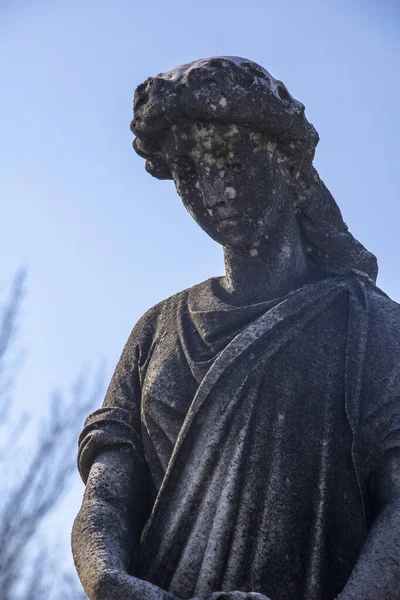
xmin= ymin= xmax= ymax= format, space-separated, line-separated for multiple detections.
xmin=174 ymin=157 xmax=196 ymax=182
xmin=229 ymin=162 xmax=244 ymax=175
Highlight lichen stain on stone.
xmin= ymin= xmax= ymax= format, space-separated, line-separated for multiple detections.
xmin=225 ymin=124 xmax=239 ymax=137
xmin=224 ymin=187 xmax=236 ymax=199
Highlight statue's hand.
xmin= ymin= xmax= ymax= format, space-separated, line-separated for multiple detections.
xmin=207 ymin=592 xmax=272 ymax=600
xmin=94 ymin=571 xmax=178 ymax=600
xmin=94 ymin=574 xmax=271 ymax=600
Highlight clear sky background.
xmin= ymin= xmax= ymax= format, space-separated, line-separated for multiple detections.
xmin=1 ymin=0 xmax=399 ymax=593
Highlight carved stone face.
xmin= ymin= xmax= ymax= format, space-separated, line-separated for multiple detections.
xmin=161 ymin=121 xmax=292 ymax=250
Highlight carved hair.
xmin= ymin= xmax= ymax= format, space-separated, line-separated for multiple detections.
xmin=131 ymin=57 xmax=378 ymax=281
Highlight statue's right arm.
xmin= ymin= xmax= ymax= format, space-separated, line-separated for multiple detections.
xmin=72 ymin=446 xmax=179 ymax=600
xmin=71 ymin=308 xmax=180 ymax=599
xmin=71 ymin=450 xmax=272 ymax=600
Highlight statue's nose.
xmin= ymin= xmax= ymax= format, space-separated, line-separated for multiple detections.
xmin=201 ymin=180 xmax=228 ymax=210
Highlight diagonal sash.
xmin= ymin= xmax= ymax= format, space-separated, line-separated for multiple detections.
xmin=140 ymin=276 xmax=355 ymax=551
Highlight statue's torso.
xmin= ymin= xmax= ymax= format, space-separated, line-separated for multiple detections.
xmin=137 ymin=279 xmax=365 ymax=600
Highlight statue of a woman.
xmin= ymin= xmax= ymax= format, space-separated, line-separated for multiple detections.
xmin=72 ymin=57 xmax=400 ymax=600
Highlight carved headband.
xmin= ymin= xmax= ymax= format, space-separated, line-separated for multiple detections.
xmin=131 ymin=56 xmax=319 ymax=180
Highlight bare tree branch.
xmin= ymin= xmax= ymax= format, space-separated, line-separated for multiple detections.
xmin=0 ymin=268 xmax=25 ymax=426
xmin=0 ymin=273 xmax=100 ymax=599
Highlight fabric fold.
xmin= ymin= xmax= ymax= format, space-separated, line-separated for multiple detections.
xmin=78 ymin=406 xmax=144 ymax=483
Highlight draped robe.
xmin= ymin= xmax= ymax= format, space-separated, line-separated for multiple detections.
xmin=78 ymin=273 xmax=400 ymax=600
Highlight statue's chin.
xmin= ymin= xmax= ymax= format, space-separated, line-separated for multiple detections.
xmin=222 ymin=235 xmax=266 ymax=253
xmin=216 ymin=235 xmax=251 ymax=250
xmin=206 ymin=226 xmax=260 ymax=250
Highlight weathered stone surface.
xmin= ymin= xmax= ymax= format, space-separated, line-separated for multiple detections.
xmin=72 ymin=57 xmax=400 ymax=600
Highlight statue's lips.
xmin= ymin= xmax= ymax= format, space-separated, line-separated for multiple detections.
xmin=217 ymin=218 xmax=239 ymax=228
xmin=213 ymin=213 xmax=240 ymax=228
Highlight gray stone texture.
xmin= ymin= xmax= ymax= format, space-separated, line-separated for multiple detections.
xmin=72 ymin=57 xmax=400 ymax=600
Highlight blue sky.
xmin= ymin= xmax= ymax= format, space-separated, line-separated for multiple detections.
xmin=1 ymin=0 xmax=399 ymax=588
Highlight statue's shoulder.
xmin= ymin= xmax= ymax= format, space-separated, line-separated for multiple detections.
xmin=364 ymin=282 xmax=400 ymax=354
xmin=365 ymin=283 xmax=400 ymax=322
xmin=126 ymin=283 xmax=199 ymax=348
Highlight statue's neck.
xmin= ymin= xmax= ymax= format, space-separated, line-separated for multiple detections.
xmin=220 ymin=216 xmax=314 ymax=305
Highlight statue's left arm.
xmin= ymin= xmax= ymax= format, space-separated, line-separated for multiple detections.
xmin=339 ymin=450 xmax=400 ymax=599
xmin=341 ymin=295 xmax=400 ymax=599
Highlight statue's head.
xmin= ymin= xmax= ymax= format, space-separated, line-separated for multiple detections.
xmin=131 ymin=57 xmax=378 ymax=281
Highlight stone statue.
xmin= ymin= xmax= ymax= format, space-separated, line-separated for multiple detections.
xmin=72 ymin=57 xmax=400 ymax=600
